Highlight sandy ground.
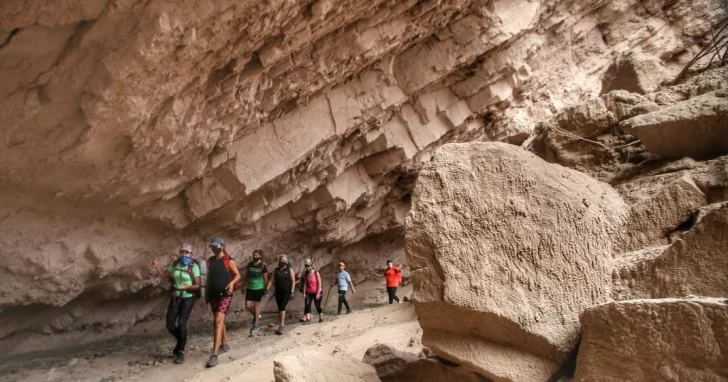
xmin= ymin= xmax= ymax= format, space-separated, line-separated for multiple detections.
xmin=0 ymin=300 xmax=421 ymax=382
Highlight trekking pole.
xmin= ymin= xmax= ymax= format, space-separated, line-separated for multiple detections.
xmin=323 ymin=285 xmax=333 ymax=312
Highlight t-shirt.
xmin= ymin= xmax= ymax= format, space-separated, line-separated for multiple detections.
xmin=168 ymin=262 xmax=201 ymax=298
xmin=305 ymin=270 xmax=319 ymax=294
xmin=247 ymin=261 xmax=268 ymax=290
xmin=385 ymin=266 xmax=402 ymax=288
xmin=336 ymin=271 xmax=352 ymax=291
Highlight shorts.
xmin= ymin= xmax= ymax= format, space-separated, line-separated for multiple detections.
xmin=245 ymin=288 xmax=265 ymax=302
xmin=209 ymin=297 xmax=233 ymax=314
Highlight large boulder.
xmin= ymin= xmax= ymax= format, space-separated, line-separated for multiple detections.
xmin=274 ymin=351 xmax=381 ymax=382
xmin=362 ymin=343 xmax=482 ymax=382
xmin=600 ymin=51 xmax=669 ymax=95
xmin=575 ymin=298 xmax=728 ymax=381
xmin=362 ymin=343 xmax=420 ymax=379
xmin=613 ymin=202 xmax=728 ymax=300
xmin=621 ymin=90 xmax=728 ymax=159
xmin=405 ymin=142 xmax=626 ymax=381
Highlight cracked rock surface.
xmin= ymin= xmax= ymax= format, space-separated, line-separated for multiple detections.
xmin=0 ymin=0 xmax=724 ymax=355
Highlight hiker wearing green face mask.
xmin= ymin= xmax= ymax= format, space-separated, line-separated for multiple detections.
xmin=152 ymin=244 xmax=201 ymax=365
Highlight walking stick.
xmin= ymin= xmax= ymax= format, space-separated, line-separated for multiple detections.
xmin=323 ymin=285 xmax=333 ymax=312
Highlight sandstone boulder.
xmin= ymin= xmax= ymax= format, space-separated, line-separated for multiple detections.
xmin=575 ymin=298 xmax=728 ymax=381
xmin=405 ymin=142 xmax=626 ymax=381
xmin=613 ymin=174 xmax=707 ymax=254
xmin=613 ymin=202 xmax=728 ymax=300
xmin=600 ymin=51 xmax=669 ymax=95
xmin=621 ymin=90 xmax=728 ymax=159
xmin=363 ymin=343 xmax=420 ymax=378
xmin=274 ymin=351 xmax=380 ymax=382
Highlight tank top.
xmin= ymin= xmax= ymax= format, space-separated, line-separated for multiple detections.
xmin=274 ymin=264 xmax=293 ymax=291
xmin=247 ymin=261 xmax=267 ymax=290
xmin=305 ymin=270 xmax=319 ymax=294
xmin=208 ymin=255 xmax=231 ymax=298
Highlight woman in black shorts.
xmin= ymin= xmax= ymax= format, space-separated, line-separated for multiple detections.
xmin=266 ymin=254 xmax=295 ymax=335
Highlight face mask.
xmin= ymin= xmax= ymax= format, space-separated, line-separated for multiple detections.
xmin=211 ymin=247 xmax=222 ymax=255
xmin=253 ymin=256 xmax=260 ymax=262
xmin=279 ymin=261 xmax=287 ymax=267
xmin=180 ymin=255 xmax=192 ymax=266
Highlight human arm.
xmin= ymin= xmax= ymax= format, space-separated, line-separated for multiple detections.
xmin=227 ymin=260 xmax=241 ymax=294
xmin=289 ymin=269 xmax=296 ymax=294
xmin=179 ymin=264 xmax=201 ymax=291
xmin=263 ymin=264 xmax=270 ymax=292
xmin=151 ymin=258 xmax=170 ymax=278
xmin=265 ymin=269 xmax=274 ymax=291
xmin=347 ymin=273 xmax=355 ymax=294
xmin=316 ymin=271 xmax=323 ymax=296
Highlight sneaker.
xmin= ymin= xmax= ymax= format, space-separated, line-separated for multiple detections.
xmin=251 ymin=325 xmax=260 ymax=335
xmin=174 ymin=352 xmax=185 ymax=364
xmin=318 ymin=317 xmax=324 ymax=323
xmin=219 ymin=344 xmax=230 ymax=354
xmin=337 ymin=311 xmax=342 ymax=315
xmin=275 ymin=325 xmax=284 ymax=335
xmin=172 ymin=343 xmax=181 ymax=356
xmin=346 ymin=309 xmax=352 ymax=314
xmin=206 ymin=355 xmax=218 ymax=368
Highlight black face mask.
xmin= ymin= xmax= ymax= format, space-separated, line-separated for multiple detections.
xmin=211 ymin=247 xmax=222 ymax=255
xmin=279 ymin=261 xmax=287 ymax=267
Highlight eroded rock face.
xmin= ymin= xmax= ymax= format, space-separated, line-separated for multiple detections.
xmin=0 ymin=0 xmax=724 ymax=355
xmin=405 ymin=142 xmax=626 ymax=381
xmin=575 ymin=298 xmax=728 ymax=381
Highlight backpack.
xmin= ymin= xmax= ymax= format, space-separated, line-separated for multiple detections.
xmin=170 ymin=259 xmax=206 ymax=300
xmin=207 ymin=253 xmax=240 ymax=292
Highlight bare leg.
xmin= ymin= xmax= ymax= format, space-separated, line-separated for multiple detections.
xmin=221 ymin=320 xmax=228 ymax=346
xmin=253 ymin=301 xmax=261 ymax=325
xmin=245 ymin=301 xmax=254 ymax=315
xmin=212 ymin=312 xmax=225 ymax=355
xmin=279 ymin=310 xmax=286 ymax=327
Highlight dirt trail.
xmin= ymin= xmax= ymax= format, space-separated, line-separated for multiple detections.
xmin=1 ymin=303 xmax=421 ymax=382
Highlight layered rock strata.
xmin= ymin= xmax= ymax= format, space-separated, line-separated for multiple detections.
xmin=0 ymin=0 xmax=725 ymax=355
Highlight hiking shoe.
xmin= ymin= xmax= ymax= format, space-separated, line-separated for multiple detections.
xmin=219 ymin=344 xmax=230 ymax=354
xmin=251 ymin=325 xmax=260 ymax=335
xmin=318 ymin=317 xmax=324 ymax=323
xmin=173 ymin=352 xmax=185 ymax=364
xmin=172 ymin=343 xmax=181 ymax=356
xmin=346 ymin=309 xmax=352 ymax=314
xmin=206 ymin=355 xmax=218 ymax=368
xmin=275 ymin=325 xmax=284 ymax=335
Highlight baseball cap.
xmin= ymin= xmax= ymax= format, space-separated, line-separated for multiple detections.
xmin=305 ymin=259 xmax=312 ymax=265
xmin=210 ymin=237 xmax=224 ymax=246
xmin=180 ymin=244 xmax=193 ymax=253
xmin=338 ymin=262 xmax=345 ymax=267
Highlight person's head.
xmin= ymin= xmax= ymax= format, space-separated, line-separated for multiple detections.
xmin=279 ymin=254 xmax=288 ymax=266
xmin=252 ymin=249 xmax=263 ymax=262
xmin=179 ymin=244 xmax=193 ymax=265
xmin=209 ymin=237 xmax=224 ymax=256
xmin=338 ymin=261 xmax=345 ymax=270
xmin=305 ymin=258 xmax=312 ymax=271
xmin=386 ymin=260 xmax=393 ymax=268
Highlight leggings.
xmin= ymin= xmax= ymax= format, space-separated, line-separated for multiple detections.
xmin=275 ymin=290 xmax=291 ymax=312
xmin=387 ymin=287 xmax=400 ymax=304
xmin=304 ymin=293 xmax=323 ymax=314
xmin=338 ymin=290 xmax=351 ymax=313
xmin=166 ymin=296 xmax=195 ymax=352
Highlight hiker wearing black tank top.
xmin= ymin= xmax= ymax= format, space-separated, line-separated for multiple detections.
xmin=265 ymin=254 xmax=296 ymax=335
xmin=205 ymin=237 xmax=240 ymax=368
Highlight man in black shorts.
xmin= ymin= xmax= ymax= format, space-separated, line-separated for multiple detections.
xmin=265 ymin=254 xmax=296 ymax=334
xmin=243 ymin=249 xmax=268 ymax=335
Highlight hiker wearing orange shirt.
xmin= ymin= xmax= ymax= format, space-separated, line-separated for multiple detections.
xmin=384 ymin=260 xmax=402 ymax=304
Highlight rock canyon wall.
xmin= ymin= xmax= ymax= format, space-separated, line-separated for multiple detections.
xmin=0 ymin=0 xmax=725 ymax=356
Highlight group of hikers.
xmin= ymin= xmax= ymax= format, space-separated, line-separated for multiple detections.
xmin=151 ymin=237 xmax=403 ymax=368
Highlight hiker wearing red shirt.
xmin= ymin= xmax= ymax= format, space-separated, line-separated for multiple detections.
xmin=384 ymin=260 xmax=402 ymax=304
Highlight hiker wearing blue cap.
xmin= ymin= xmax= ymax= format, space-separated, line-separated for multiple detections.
xmin=152 ymin=244 xmax=201 ymax=365
xmin=205 ymin=237 xmax=240 ymax=368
